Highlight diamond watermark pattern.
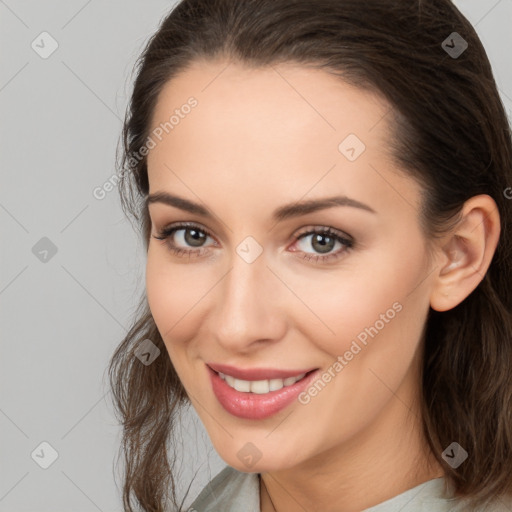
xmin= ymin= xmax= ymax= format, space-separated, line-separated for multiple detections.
xmin=441 ymin=441 xmax=468 ymax=468
xmin=236 ymin=236 xmax=263 ymax=264
xmin=32 ymin=237 xmax=58 ymax=263
xmin=31 ymin=441 xmax=59 ymax=469
xmin=338 ymin=133 xmax=366 ymax=161
xmin=237 ymin=442 xmax=263 ymax=469
xmin=134 ymin=338 xmax=161 ymax=366
xmin=31 ymin=31 xmax=59 ymax=59
xmin=441 ymin=32 xmax=468 ymax=59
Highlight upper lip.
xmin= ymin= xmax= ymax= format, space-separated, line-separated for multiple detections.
xmin=207 ymin=363 xmax=317 ymax=381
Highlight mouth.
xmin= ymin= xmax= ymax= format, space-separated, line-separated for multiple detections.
xmin=207 ymin=364 xmax=320 ymax=420
xmin=215 ymin=368 xmax=316 ymax=394
xmin=206 ymin=362 xmax=318 ymax=381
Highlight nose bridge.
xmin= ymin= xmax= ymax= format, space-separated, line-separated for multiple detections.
xmin=212 ymin=247 xmax=284 ymax=348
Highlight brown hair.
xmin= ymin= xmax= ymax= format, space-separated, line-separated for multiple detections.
xmin=108 ymin=0 xmax=512 ymax=510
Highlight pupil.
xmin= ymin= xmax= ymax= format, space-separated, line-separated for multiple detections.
xmin=185 ymin=229 xmax=206 ymax=247
xmin=312 ymin=234 xmax=334 ymax=254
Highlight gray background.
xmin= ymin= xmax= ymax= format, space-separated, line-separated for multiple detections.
xmin=1 ymin=1 xmax=511 ymax=511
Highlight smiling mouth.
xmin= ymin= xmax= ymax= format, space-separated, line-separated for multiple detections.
xmin=207 ymin=366 xmax=321 ymax=420
xmin=216 ymin=369 xmax=315 ymax=394
xmin=206 ymin=362 xmax=318 ymax=381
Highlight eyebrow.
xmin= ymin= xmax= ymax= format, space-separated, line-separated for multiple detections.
xmin=145 ymin=191 xmax=376 ymax=222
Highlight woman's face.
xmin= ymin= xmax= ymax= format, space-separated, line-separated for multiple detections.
xmin=145 ymin=59 xmax=438 ymax=473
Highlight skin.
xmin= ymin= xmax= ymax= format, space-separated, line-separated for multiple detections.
xmin=144 ymin=59 xmax=500 ymax=512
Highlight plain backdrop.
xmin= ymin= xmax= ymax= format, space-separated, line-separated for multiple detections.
xmin=1 ymin=1 xmax=511 ymax=510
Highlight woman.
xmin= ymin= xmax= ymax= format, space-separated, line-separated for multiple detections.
xmin=108 ymin=0 xmax=512 ymax=510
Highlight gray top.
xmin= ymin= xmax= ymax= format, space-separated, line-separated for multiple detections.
xmin=188 ymin=465 xmax=512 ymax=512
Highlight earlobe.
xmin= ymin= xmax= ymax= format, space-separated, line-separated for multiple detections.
xmin=429 ymin=195 xmax=501 ymax=312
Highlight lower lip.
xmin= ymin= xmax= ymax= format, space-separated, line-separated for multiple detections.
xmin=207 ymin=365 xmax=319 ymax=420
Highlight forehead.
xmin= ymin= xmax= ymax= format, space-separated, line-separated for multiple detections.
xmin=149 ymin=58 xmax=390 ymax=142
xmin=145 ymin=59 xmax=419 ymax=219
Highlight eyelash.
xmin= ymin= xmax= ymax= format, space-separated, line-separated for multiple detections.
xmin=152 ymin=222 xmax=354 ymax=263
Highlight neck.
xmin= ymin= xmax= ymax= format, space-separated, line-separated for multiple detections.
xmin=258 ymin=374 xmax=444 ymax=512
xmin=259 ymin=434 xmax=443 ymax=512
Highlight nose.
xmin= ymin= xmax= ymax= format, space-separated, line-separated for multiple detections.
xmin=210 ymin=249 xmax=287 ymax=353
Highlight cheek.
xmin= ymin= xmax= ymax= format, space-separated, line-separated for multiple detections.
xmin=294 ymin=237 xmax=430 ymax=360
xmin=145 ymin=249 xmax=206 ymax=350
xmin=145 ymin=252 xmax=213 ymax=392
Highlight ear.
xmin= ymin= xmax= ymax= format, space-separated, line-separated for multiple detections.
xmin=429 ymin=194 xmax=501 ymax=312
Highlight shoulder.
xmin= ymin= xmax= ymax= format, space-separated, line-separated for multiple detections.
xmin=188 ymin=465 xmax=260 ymax=512
xmin=363 ymin=477 xmax=512 ymax=512
xmin=452 ymin=493 xmax=512 ymax=512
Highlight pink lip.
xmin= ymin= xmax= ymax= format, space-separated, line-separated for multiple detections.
xmin=207 ymin=364 xmax=320 ymax=420
xmin=207 ymin=363 xmax=317 ymax=380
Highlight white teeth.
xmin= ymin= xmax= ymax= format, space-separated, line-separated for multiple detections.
xmin=234 ymin=378 xmax=251 ymax=392
xmin=269 ymin=378 xmax=284 ymax=391
xmin=218 ymin=372 xmax=306 ymax=394
xmin=249 ymin=380 xmax=270 ymax=394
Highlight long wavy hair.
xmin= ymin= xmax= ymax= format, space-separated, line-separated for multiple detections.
xmin=108 ymin=0 xmax=512 ymax=510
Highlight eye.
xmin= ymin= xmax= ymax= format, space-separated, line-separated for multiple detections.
xmin=290 ymin=226 xmax=354 ymax=263
xmin=152 ymin=222 xmax=354 ymax=263
xmin=152 ymin=222 xmax=216 ymax=258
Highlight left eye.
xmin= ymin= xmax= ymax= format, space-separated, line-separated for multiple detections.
xmin=290 ymin=227 xmax=353 ymax=262
xmin=294 ymin=229 xmax=351 ymax=254
xmin=152 ymin=223 xmax=354 ymax=263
